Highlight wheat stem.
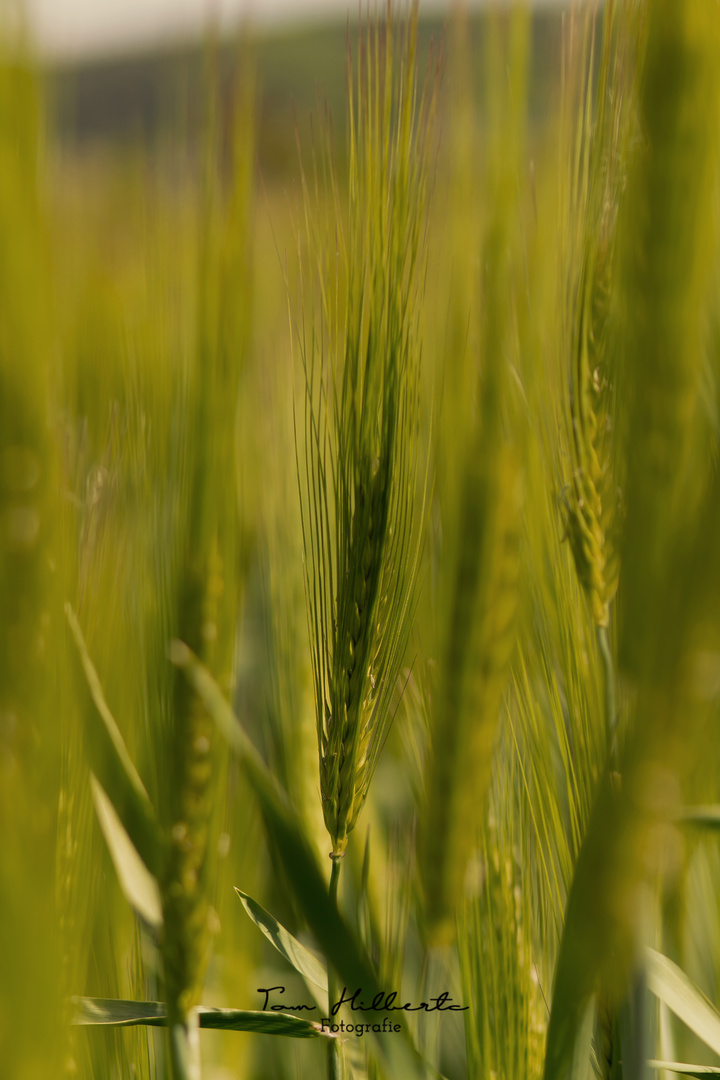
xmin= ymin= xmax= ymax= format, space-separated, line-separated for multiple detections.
xmin=169 ymin=1013 xmax=201 ymax=1080
xmin=595 ymin=621 xmax=619 ymax=1075
xmin=596 ymin=625 xmax=616 ymax=760
xmin=327 ymin=854 xmax=343 ymax=1080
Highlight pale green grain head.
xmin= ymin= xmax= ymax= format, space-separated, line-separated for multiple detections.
xmin=297 ymin=4 xmax=436 ymax=858
xmin=563 ymin=0 xmax=636 ymax=632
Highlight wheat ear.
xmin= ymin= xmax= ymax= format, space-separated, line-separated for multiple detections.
xmin=297 ymin=2 xmax=435 ymax=859
xmin=564 ymin=1 xmax=630 ymax=636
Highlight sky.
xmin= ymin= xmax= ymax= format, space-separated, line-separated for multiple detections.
xmin=23 ymin=0 xmax=552 ymax=61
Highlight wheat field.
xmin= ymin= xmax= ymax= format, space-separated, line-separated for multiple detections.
xmin=3 ymin=2 xmax=720 ymax=1079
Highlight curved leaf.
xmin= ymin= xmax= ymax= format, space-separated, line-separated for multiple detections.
xmin=234 ymin=887 xmax=328 ymax=993
xmin=91 ymin=775 xmax=163 ymax=930
xmin=646 ymin=949 xmax=720 ymax=1058
xmin=66 ymin=603 xmax=161 ymax=874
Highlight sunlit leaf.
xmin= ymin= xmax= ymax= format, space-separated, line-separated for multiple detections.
xmin=195 ymin=1007 xmax=327 ymax=1038
xmin=72 ymin=997 xmax=166 ymax=1027
xmin=234 ymin=887 xmax=328 ymax=992
xmin=646 ymin=949 xmax=720 ymax=1058
xmin=66 ymin=603 xmax=161 ymax=875
xmin=72 ymin=998 xmax=328 ymax=1038
xmin=90 ymin=776 xmax=163 ymax=930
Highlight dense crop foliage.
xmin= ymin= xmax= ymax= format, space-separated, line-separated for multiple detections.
xmin=4 ymin=3 xmax=720 ymax=1079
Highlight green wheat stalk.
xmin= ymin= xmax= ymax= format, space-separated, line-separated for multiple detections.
xmin=295 ymin=3 xmax=435 ymax=865
xmin=294 ymin=8 xmax=435 ymax=1076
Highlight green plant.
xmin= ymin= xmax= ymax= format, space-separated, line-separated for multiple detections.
xmin=295 ymin=5 xmax=434 ymax=863
xmin=6 ymin=4 xmax=720 ymax=1080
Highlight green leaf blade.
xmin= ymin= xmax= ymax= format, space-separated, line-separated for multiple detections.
xmin=72 ymin=999 xmax=330 ymax=1039
xmin=234 ymin=887 xmax=328 ymax=993
xmin=646 ymin=949 xmax=720 ymax=1059
xmin=66 ymin=603 xmax=162 ymax=875
xmin=72 ymin=998 xmax=167 ymax=1027
xmin=648 ymin=1064 xmax=720 ymax=1077
xmin=197 ymin=1007 xmax=328 ymax=1038
xmin=679 ymin=806 xmax=720 ymax=831
xmin=90 ymin=775 xmax=163 ymax=930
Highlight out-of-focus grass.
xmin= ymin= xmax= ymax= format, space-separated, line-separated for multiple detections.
xmin=0 ymin=44 xmax=65 ymax=1080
